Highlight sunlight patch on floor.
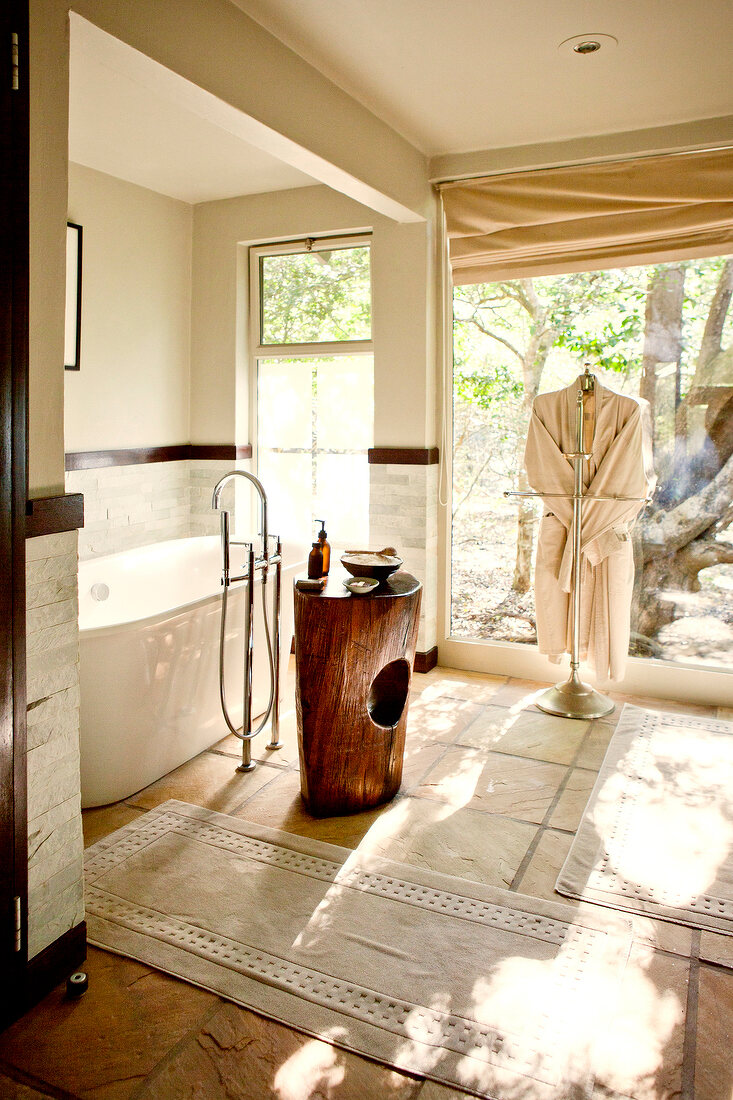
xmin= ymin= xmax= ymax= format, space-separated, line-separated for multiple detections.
xmin=418 ymin=751 xmax=485 ymax=808
xmin=273 ymin=1029 xmax=346 ymax=1099
xmin=591 ymin=728 xmax=733 ymax=902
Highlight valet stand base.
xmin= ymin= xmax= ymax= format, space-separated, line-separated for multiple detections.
xmin=536 ymin=670 xmax=614 ymax=720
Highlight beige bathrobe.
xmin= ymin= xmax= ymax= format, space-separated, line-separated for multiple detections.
xmin=524 ymin=376 xmax=655 ymax=683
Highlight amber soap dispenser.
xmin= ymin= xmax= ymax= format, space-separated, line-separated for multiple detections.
xmin=315 ymin=519 xmax=330 ymax=576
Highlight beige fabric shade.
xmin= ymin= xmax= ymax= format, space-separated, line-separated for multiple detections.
xmin=441 ymin=149 xmax=733 ymax=284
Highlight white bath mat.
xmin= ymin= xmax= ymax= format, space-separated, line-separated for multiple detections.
xmin=85 ymin=800 xmax=633 ymax=1099
xmin=557 ymin=705 xmax=733 ymax=935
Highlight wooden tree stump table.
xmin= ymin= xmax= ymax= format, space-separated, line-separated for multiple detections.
xmin=293 ymin=570 xmax=422 ymax=817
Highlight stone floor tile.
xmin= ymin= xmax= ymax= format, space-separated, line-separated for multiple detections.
xmin=548 ymin=768 xmax=597 ymax=831
xmin=630 ymin=915 xmax=693 ymax=958
xmin=211 ymin=707 xmax=300 ymax=769
xmin=574 ymin=718 xmax=617 ymax=770
xmin=405 ymin=695 xmax=485 ymax=746
xmin=355 ymin=796 xmax=537 ymax=888
xmin=418 ymin=1077 xmax=554 ymax=1100
xmin=233 ymin=769 xmax=391 ymax=849
xmin=700 ymin=930 xmax=733 ymax=968
xmin=486 ymin=677 xmax=553 ymax=709
xmin=514 ymin=828 xmax=575 ymax=903
xmin=415 ymin=670 xmax=508 ymax=705
xmin=695 ymin=964 xmax=733 ymax=1100
xmin=411 ymin=664 xmax=506 ymax=689
xmin=416 ymin=1086 xmax=472 ymax=1100
xmin=591 ymin=941 xmax=688 ymax=1100
xmin=0 ymin=947 xmax=217 ymax=1100
xmin=415 ymin=746 xmax=566 ymax=824
xmin=401 ymin=739 xmax=450 ymax=789
xmin=0 ymin=1073 xmax=58 ymax=1100
xmin=125 ymin=750 xmax=281 ymax=814
xmin=457 ymin=707 xmax=589 ymax=765
xmin=82 ymin=801 xmax=147 ymax=848
xmin=135 ymin=1000 xmax=422 ymax=1100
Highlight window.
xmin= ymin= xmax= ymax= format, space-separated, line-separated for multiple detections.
xmin=450 ymin=256 xmax=733 ymax=672
xmin=251 ymin=237 xmax=373 ymax=550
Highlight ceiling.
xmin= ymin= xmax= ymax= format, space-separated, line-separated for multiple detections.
xmin=68 ymin=17 xmax=316 ymax=204
xmin=69 ymin=1 xmax=733 ymax=206
xmin=231 ymin=0 xmax=733 ymax=156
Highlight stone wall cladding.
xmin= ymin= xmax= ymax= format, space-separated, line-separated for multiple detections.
xmin=189 ymin=459 xmax=237 ymax=537
xmin=25 ymin=529 xmax=85 ymax=959
xmin=369 ymin=463 xmax=438 ymax=654
xmin=67 ymin=459 xmax=240 ymax=559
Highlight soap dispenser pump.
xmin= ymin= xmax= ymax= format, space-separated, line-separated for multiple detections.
xmin=315 ymin=519 xmax=330 ymax=575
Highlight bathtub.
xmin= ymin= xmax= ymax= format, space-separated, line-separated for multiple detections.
xmin=78 ymin=535 xmax=304 ymax=807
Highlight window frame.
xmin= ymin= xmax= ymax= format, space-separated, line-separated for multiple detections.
xmin=249 ymin=234 xmax=374 ymax=361
xmin=248 ymin=233 xmax=374 ymax=542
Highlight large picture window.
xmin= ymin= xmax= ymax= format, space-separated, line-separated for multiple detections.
xmin=251 ymin=237 xmax=373 ymax=550
xmin=450 ymin=255 xmax=733 ymax=672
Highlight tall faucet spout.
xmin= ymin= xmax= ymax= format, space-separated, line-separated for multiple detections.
xmin=211 ymin=470 xmax=269 ymax=553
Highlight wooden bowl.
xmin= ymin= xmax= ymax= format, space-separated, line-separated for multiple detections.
xmin=340 ymin=548 xmax=403 ymax=581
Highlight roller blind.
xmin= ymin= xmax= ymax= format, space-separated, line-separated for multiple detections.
xmin=440 ymin=149 xmax=733 ymax=285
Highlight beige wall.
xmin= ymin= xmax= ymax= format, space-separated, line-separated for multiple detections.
xmin=191 ymin=185 xmax=437 ymax=450
xmin=30 ymin=0 xmax=432 ymax=495
xmin=29 ymin=0 xmax=70 ymax=495
xmin=65 ymin=163 xmax=192 ymax=452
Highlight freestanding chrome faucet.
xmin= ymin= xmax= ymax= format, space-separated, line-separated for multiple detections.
xmin=211 ymin=471 xmax=282 ymax=772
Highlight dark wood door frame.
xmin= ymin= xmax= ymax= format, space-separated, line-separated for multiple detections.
xmin=1 ymin=0 xmax=30 ymax=1028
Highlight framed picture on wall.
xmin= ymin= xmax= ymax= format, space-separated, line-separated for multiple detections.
xmin=64 ymin=222 xmax=82 ymax=371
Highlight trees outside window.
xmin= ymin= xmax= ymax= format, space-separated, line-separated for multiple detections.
xmin=451 ymin=256 xmax=733 ymax=670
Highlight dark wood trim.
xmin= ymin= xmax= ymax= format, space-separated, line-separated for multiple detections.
xmin=414 ymin=646 xmax=438 ymax=674
xmin=368 ymin=447 xmax=440 ymax=466
xmin=188 ymin=443 xmax=253 ymax=461
xmin=65 ymin=444 xmax=190 ymax=470
xmin=1 ymin=0 xmax=30 ymax=1031
xmin=65 ymin=443 xmax=253 ymax=471
xmin=188 ymin=444 xmax=235 ymax=461
xmin=25 ymin=494 xmax=84 ymax=539
xmin=19 ymin=921 xmax=87 ymax=1019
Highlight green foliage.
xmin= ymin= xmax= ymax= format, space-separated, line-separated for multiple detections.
xmin=555 ymin=309 xmax=644 ymax=372
xmin=454 ymin=364 xmax=523 ymax=409
xmin=261 ymin=245 xmax=371 ymax=344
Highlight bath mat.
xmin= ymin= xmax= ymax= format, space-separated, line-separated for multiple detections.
xmin=85 ymin=800 xmax=633 ymax=1099
xmin=557 ymin=705 xmax=733 ymax=935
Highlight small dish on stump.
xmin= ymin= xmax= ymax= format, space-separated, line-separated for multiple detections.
xmin=340 ymin=548 xmax=403 ymax=581
xmin=343 ymin=577 xmax=380 ymax=596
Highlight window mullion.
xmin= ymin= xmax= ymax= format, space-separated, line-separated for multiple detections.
xmin=254 ymin=340 xmax=373 ymax=359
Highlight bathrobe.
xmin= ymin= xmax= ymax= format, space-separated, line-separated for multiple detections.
xmin=524 ymin=376 xmax=655 ymax=683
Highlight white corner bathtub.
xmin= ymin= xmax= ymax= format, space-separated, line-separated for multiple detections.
xmin=78 ymin=535 xmax=304 ymax=807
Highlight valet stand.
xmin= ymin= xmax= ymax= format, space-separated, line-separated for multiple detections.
xmin=506 ymin=369 xmax=648 ymax=720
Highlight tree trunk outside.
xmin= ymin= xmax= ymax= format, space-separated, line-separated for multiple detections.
xmin=639 ymin=264 xmax=685 ymax=454
xmin=511 ymin=469 xmax=534 ymax=593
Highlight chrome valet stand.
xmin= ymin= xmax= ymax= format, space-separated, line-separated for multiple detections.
xmin=506 ymin=368 xmax=648 ymax=720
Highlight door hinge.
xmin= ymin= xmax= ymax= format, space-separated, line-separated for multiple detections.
xmin=11 ymin=32 xmax=19 ymax=91
xmin=14 ymin=896 xmax=21 ymax=952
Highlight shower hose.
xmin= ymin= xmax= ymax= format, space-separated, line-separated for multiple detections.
xmin=218 ymin=568 xmax=275 ymax=741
